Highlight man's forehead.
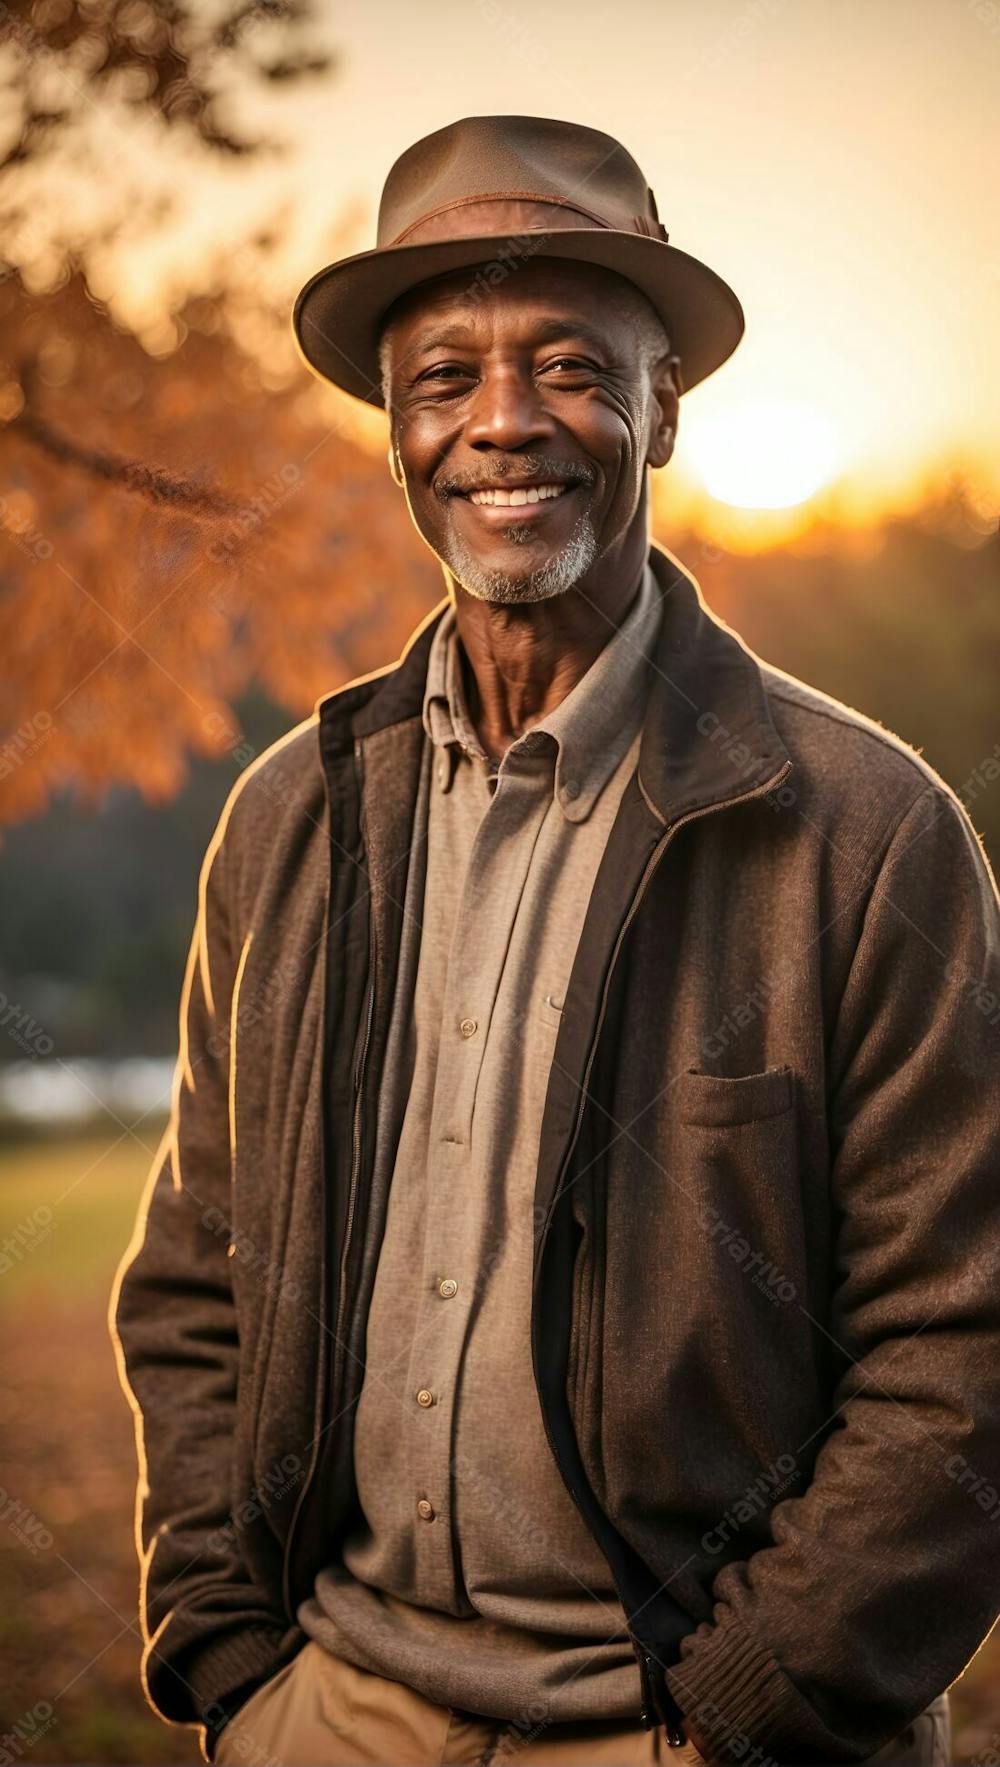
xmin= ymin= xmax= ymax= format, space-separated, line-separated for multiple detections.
xmin=385 ymin=258 xmax=635 ymax=338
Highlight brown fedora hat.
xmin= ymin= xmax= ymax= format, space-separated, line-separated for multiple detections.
xmin=292 ymin=114 xmax=744 ymax=405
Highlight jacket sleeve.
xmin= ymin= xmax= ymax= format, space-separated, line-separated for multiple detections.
xmin=109 ymin=805 xmax=299 ymax=1743
xmin=665 ymin=781 xmax=1000 ymax=1763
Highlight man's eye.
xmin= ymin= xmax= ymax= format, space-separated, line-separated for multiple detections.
xmin=542 ymin=357 xmax=595 ymax=375
xmin=423 ymin=364 xmax=472 ymax=382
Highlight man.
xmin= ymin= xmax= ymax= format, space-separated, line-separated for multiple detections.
xmin=111 ymin=116 xmax=1000 ymax=1767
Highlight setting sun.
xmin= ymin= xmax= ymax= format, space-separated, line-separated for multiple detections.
xmin=681 ymin=400 xmax=845 ymax=511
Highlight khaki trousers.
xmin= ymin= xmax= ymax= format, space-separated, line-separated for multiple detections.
xmin=211 ymin=1641 xmax=951 ymax=1767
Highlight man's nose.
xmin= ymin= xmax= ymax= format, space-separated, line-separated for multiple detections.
xmin=463 ymin=367 xmax=556 ymax=452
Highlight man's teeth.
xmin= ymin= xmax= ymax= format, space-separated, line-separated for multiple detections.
xmin=467 ymin=483 xmax=570 ymax=506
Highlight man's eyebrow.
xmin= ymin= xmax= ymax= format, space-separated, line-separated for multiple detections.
xmin=408 ymin=316 xmax=612 ymax=357
xmin=531 ymin=317 xmax=611 ymax=353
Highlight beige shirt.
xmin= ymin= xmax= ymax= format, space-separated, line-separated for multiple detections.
xmin=299 ymin=560 xmax=664 ymax=1721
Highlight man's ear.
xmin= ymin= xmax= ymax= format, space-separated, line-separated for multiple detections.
xmin=647 ymin=352 xmax=682 ymax=469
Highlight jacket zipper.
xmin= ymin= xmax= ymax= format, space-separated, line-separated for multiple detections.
xmin=335 ymin=738 xmax=379 ymax=1417
xmin=281 ymin=736 xmax=376 ymax=1615
xmin=333 ymin=927 xmax=376 ymax=1390
xmin=535 ymin=757 xmax=794 ymax=1740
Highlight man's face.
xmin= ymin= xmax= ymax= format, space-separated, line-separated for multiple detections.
xmin=381 ymin=259 xmax=678 ymax=605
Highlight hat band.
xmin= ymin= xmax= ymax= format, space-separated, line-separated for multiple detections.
xmin=389 ymin=190 xmax=626 ymax=247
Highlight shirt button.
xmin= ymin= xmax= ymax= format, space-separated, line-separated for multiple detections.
xmin=438 ymin=1278 xmax=458 ymax=1299
xmin=459 ymin=1017 xmax=477 ymax=1038
xmin=415 ymin=1388 xmax=436 ymax=1408
xmin=561 ymin=779 xmax=580 ymax=800
xmin=416 ymin=1498 xmax=435 ymax=1521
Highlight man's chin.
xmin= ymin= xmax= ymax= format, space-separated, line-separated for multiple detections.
xmin=457 ymin=568 xmax=567 ymax=608
xmin=441 ymin=517 xmax=599 ymax=606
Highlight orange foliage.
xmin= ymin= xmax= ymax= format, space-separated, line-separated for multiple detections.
xmin=0 ymin=272 xmax=440 ymax=825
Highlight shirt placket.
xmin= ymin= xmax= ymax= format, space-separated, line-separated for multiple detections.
xmin=405 ymin=739 xmax=553 ymax=1609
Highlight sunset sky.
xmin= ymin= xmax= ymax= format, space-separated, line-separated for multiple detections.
xmin=47 ymin=0 xmax=1000 ymax=533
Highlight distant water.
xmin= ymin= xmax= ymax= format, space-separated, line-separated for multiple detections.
xmin=0 ymin=1056 xmax=176 ymax=1131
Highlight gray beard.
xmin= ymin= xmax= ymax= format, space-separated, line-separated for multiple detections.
xmin=441 ymin=503 xmax=599 ymax=605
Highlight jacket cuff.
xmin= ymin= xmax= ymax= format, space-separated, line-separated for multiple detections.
xmin=665 ymin=1617 xmax=833 ymax=1764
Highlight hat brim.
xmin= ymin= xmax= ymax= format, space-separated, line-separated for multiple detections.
xmin=292 ymin=229 xmax=744 ymax=406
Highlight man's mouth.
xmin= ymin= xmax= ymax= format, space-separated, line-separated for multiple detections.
xmin=465 ymin=482 xmax=572 ymax=508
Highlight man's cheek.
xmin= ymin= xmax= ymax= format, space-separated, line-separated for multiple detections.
xmin=400 ymin=487 xmax=443 ymax=552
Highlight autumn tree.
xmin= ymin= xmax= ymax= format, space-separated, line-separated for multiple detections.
xmin=0 ymin=1 xmax=435 ymax=826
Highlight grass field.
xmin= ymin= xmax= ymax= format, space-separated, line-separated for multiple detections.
xmin=1 ymin=1129 xmax=997 ymax=1763
xmin=0 ymin=1127 xmax=200 ymax=1764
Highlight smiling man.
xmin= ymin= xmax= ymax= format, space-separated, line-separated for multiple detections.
xmin=112 ymin=116 xmax=1000 ymax=1767
xmin=380 ymin=258 xmax=674 ymax=607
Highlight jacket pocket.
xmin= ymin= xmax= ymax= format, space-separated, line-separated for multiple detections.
xmin=674 ymin=1063 xmax=805 ymax=1301
xmin=676 ymin=1062 xmax=794 ymax=1126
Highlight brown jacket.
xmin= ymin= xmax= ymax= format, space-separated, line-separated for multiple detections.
xmin=111 ymin=540 xmax=1000 ymax=1763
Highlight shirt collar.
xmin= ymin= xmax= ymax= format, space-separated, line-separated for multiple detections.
xmin=421 ymin=558 xmax=663 ymax=822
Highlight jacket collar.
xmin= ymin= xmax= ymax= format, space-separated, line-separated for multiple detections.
xmin=316 ymin=539 xmax=792 ymax=826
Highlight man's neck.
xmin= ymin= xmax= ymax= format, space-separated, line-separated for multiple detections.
xmin=454 ymin=548 xmax=648 ymax=759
